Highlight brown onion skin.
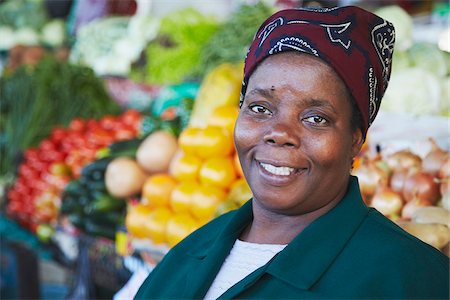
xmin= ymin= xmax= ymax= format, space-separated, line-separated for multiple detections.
xmin=402 ymin=172 xmax=440 ymax=204
xmin=386 ymin=150 xmax=422 ymax=171
xmin=423 ymin=139 xmax=449 ymax=176
xmin=401 ymin=198 xmax=433 ymax=220
xmin=353 ymin=158 xmax=389 ymax=199
xmin=371 ymin=186 xmax=404 ymax=217
xmin=390 ymin=169 xmax=414 ymax=194
xmin=438 ymin=156 xmax=450 ymax=179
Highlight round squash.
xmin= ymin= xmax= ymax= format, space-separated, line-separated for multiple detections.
xmin=105 ymin=157 xmax=147 ymax=198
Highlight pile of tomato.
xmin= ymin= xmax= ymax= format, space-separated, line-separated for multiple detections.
xmin=6 ymin=109 xmax=143 ymax=231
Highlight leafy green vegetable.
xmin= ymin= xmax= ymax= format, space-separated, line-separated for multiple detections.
xmin=374 ymin=5 xmax=413 ymax=50
xmin=0 ymin=57 xmax=120 ymax=176
xmin=0 ymin=0 xmax=48 ymax=30
xmin=408 ymin=42 xmax=450 ymax=77
xmin=136 ymin=8 xmax=219 ymax=84
xmin=199 ymin=2 xmax=274 ymax=75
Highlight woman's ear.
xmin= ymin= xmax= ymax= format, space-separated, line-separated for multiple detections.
xmin=351 ymin=128 xmax=364 ymax=158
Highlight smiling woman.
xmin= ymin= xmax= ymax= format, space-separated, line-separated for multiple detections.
xmin=135 ymin=6 xmax=449 ymax=300
xmin=235 ymin=53 xmax=361 ymax=231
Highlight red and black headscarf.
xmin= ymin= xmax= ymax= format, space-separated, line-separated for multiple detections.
xmin=241 ymin=6 xmax=395 ymax=137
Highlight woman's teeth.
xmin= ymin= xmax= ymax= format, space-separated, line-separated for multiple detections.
xmin=260 ymin=162 xmax=295 ymax=176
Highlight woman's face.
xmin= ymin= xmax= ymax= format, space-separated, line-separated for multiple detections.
xmin=235 ymin=52 xmax=363 ymax=216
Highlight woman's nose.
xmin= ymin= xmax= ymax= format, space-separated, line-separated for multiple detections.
xmin=263 ymin=122 xmax=300 ymax=148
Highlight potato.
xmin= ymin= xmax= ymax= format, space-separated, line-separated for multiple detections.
xmin=137 ymin=130 xmax=178 ymax=174
xmin=398 ymin=221 xmax=450 ymax=250
xmin=412 ymin=206 xmax=450 ymax=227
xmin=105 ymin=157 xmax=147 ymax=198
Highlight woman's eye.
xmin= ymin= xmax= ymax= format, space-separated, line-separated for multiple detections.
xmin=250 ymin=105 xmax=271 ymax=115
xmin=304 ymin=115 xmax=327 ymax=125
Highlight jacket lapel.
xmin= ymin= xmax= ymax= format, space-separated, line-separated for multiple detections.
xmin=183 ymin=201 xmax=254 ymax=299
xmin=266 ymin=176 xmax=369 ymax=290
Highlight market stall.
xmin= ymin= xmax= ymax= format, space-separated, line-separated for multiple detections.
xmin=0 ymin=0 xmax=449 ymax=299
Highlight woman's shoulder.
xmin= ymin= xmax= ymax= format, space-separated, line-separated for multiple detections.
xmin=355 ymin=208 xmax=449 ymax=269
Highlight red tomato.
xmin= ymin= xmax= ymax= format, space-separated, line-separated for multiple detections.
xmin=24 ymin=149 xmax=39 ymax=163
xmin=121 ymin=109 xmax=142 ymax=129
xmin=114 ymin=126 xmax=136 ymax=141
xmin=50 ymin=127 xmax=67 ymax=143
xmin=7 ymin=189 xmax=21 ymax=202
xmin=88 ymin=128 xmax=115 ymax=146
xmin=70 ymin=133 xmax=87 ymax=149
xmin=100 ymin=115 xmax=117 ymax=130
xmin=69 ymin=118 xmax=86 ymax=132
xmin=39 ymin=149 xmax=65 ymax=163
xmin=39 ymin=140 xmax=57 ymax=152
xmin=86 ymin=119 xmax=100 ymax=131
xmin=18 ymin=164 xmax=39 ymax=179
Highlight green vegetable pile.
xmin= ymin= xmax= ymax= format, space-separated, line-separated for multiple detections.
xmin=0 ymin=0 xmax=48 ymax=30
xmin=135 ymin=8 xmax=219 ymax=85
xmin=199 ymin=2 xmax=274 ymax=75
xmin=0 ymin=57 xmax=120 ymax=176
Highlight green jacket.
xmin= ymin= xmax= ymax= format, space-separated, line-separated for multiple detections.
xmin=136 ymin=176 xmax=449 ymax=299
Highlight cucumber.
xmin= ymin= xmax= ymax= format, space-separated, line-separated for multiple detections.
xmin=108 ymin=138 xmax=143 ymax=158
xmin=84 ymin=194 xmax=125 ymax=216
xmin=87 ymin=211 xmax=125 ymax=227
xmin=84 ymin=219 xmax=117 ymax=240
xmin=80 ymin=157 xmax=113 ymax=179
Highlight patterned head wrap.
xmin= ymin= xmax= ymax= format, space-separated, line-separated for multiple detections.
xmin=241 ymin=6 xmax=395 ymax=136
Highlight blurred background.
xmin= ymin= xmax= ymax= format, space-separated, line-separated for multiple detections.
xmin=0 ymin=0 xmax=449 ymax=299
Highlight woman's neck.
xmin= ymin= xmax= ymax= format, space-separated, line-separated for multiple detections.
xmin=240 ymin=195 xmax=342 ymax=245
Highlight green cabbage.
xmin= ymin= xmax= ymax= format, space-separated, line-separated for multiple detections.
xmin=375 ymin=5 xmax=413 ymax=50
xmin=381 ymin=68 xmax=444 ymax=116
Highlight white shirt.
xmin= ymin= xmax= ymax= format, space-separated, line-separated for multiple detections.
xmin=204 ymin=239 xmax=287 ymax=300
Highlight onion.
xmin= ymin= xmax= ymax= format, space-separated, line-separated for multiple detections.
xmin=402 ymin=172 xmax=440 ymax=204
xmin=371 ymin=186 xmax=404 ymax=217
xmin=440 ymin=179 xmax=449 ymax=210
xmin=422 ymin=138 xmax=449 ymax=176
xmin=438 ymin=156 xmax=450 ymax=179
xmin=390 ymin=169 xmax=412 ymax=193
xmin=401 ymin=197 xmax=433 ymax=220
xmin=385 ymin=150 xmax=422 ymax=171
xmin=353 ymin=157 xmax=389 ymax=198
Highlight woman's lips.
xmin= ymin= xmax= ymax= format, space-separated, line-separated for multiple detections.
xmin=260 ymin=162 xmax=295 ymax=176
xmin=256 ymin=160 xmax=306 ymax=185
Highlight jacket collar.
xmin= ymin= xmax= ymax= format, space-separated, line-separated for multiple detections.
xmin=266 ymin=176 xmax=369 ymax=290
xmin=184 ymin=200 xmax=254 ymax=298
xmin=185 ymin=176 xmax=368 ymax=295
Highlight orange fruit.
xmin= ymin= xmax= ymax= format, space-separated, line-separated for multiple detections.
xmin=125 ymin=204 xmax=152 ymax=239
xmin=234 ymin=153 xmax=244 ymax=178
xmin=207 ymin=105 xmax=239 ymax=134
xmin=191 ymin=185 xmax=227 ymax=222
xmin=196 ymin=126 xmax=234 ymax=159
xmin=227 ymin=178 xmax=253 ymax=206
xmin=170 ymin=181 xmax=199 ymax=214
xmin=142 ymin=174 xmax=178 ymax=207
xmin=165 ymin=213 xmax=199 ymax=247
xmin=178 ymin=127 xmax=201 ymax=155
xmin=142 ymin=207 xmax=172 ymax=244
xmin=199 ymin=157 xmax=237 ymax=189
xmin=170 ymin=153 xmax=203 ymax=182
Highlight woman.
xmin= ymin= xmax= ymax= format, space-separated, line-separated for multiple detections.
xmin=136 ymin=6 xmax=449 ymax=299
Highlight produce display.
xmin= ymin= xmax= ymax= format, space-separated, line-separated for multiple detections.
xmin=6 ymin=110 xmax=142 ymax=231
xmin=133 ymin=8 xmax=219 ymax=84
xmin=376 ymin=6 xmax=450 ymax=117
xmin=0 ymin=57 xmax=121 ymax=178
xmin=353 ymin=139 xmax=450 ymax=253
xmin=0 ymin=1 xmax=449 ymax=288
xmin=126 ymin=103 xmax=252 ymax=248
